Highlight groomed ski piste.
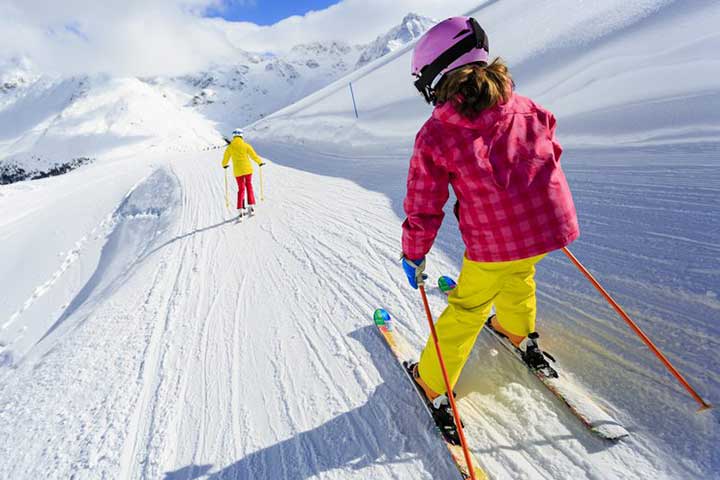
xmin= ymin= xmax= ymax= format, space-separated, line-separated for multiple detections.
xmin=1 ymin=1 xmax=718 ymax=479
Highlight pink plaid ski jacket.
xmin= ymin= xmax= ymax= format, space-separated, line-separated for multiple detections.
xmin=402 ymin=93 xmax=579 ymax=262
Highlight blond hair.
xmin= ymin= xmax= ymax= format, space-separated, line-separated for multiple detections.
xmin=434 ymin=58 xmax=512 ymax=117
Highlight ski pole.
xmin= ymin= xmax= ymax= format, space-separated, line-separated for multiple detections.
xmin=561 ymin=247 xmax=712 ymax=412
xmin=418 ymin=284 xmax=478 ymax=480
xmin=224 ymin=169 xmax=230 ymax=211
xmin=259 ymin=164 xmax=265 ymax=202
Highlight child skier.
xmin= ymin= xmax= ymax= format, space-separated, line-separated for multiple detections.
xmin=222 ymin=128 xmax=265 ymax=218
xmin=401 ymin=17 xmax=580 ymax=428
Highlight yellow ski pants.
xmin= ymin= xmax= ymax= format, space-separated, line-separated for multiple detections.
xmin=418 ymin=254 xmax=546 ymax=394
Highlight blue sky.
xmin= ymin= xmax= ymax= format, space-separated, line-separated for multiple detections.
xmin=206 ymin=0 xmax=342 ymax=25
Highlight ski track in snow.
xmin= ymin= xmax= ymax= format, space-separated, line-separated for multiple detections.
xmin=0 ymin=152 xmax=449 ymax=479
xmin=0 ymin=214 xmax=117 ymax=333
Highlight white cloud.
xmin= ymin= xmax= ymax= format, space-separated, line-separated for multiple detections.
xmin=0 ymin=0 xmax=236 ymax=76
xmin=217 ymin=0 xmax=483 ymax=52
xmin=0 ymin=0 xmax=483 ymax=76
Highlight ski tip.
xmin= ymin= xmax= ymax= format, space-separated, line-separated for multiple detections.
xmin=438 ymin=276 xmax=457 ymax=293
xmin=373 ymin=309 xmax=392 ymax=329
xmin=592 ymin=422 xmax=631 ymax=441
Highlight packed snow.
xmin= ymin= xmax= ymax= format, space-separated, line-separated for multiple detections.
xmin=1 ymin=1 xmax=718 ymax=479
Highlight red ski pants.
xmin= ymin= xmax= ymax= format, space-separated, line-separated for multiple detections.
xmin=235 ymin=174 xmax=255 ymax=209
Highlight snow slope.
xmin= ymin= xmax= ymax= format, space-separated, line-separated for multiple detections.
xmin=243 ymin=0 xmax=720 ymax=476
xmin=251 ymin=0 xmax=720 ymax=148
xmin=0 ymin=148 xmax=695 ymax=480
xmin=0 ymin=74 xmax=221 ymax=182
xmin=1 ymin=1 xmax=719 ymax=479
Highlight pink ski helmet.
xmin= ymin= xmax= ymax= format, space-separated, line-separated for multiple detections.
xmin=412 ymin=16 xmax=489 ymax=103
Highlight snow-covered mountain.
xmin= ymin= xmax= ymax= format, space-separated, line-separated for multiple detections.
xmin=0 ymin=74 xmax=221 ymax=184
xmin=0 ymin=57 xmax=39 ymax=95
xmin=156 ymin=14 xmax=435 ymax=135
xmin=0 ymin=13 xmax=436 ymax=184
xmin=153 ymin=42 xmax=364 ymax=133
xmin=356 ymin=13 xmax=436 ymax=68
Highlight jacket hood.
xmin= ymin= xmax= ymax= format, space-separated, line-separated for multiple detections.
xmin=432 ymin=93 xmax=524 ymax=130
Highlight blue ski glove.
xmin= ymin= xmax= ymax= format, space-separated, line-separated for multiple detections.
xmin=402 ymin=256 xmax=427 ymax=289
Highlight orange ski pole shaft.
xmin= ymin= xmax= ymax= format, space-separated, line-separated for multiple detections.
xmin=561 ymin=247 xmax=712 ymax=411
xmin=260 ymin=165 xmax=265 ymax=202
xmin=419 ymin=285 xmax=478 ymax=480
xmin=224 ymin=169 xmax=230 ymax=211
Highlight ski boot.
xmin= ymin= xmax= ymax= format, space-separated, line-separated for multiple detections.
xmin=247 ymin=205 xmax=255 ymax=216
xmin=405 ymin=362 xmax=462 ymax=445
xmin=485 ymin=315 xmax=558 ymax=379
xmin=236 ymin=208 xmax=246 ymax=222
xmin=522 ymin=332 xmax=558 ymax=379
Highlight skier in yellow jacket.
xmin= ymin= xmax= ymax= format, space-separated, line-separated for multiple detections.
xmin=222 ymin=128 xmax=265 ymax=217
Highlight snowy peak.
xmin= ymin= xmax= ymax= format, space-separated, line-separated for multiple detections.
xmin=167 ymin=12 xmax=435 ymax=129
xmin=263 ymin=58 xmax=301 ymax=82
xmin=289 ymin=41 xmax=354 ymax=59
xmin=392 ymin=12 xmax=437 ymax=44
xmin=356 ymin=13 xmax=436 ymax=68
xmin=0 ymin=57 xmax=40 ymax=95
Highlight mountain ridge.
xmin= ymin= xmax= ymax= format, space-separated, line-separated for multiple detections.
xmin=0 ymin=13 xmax=435 ymax=184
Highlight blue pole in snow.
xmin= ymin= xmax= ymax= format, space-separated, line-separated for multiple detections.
xmin=349 ymin=82 xmax=359 ymax=119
